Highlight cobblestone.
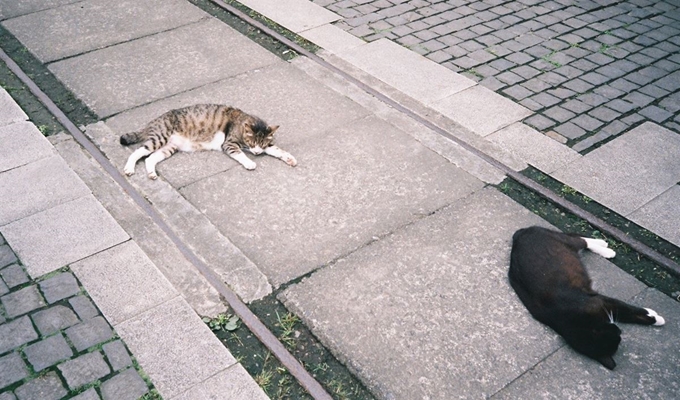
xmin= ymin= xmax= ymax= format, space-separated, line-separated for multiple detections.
xmin=100 ymin=368 xmax=148 ymax=400
xmin=0 ymin=352 xmax=28 ymax=390
xmin=65 ymin=316 xmax=114 ymax=352
xmin=103 ymin=340 xmax=133 ymax=371
xmin=0 ymin=265 xmax=28 ymax=288
xmin=69 ymin=295 xmax=99 ymax=321
xmin=0 ymin=317 xmax=38 ymax=355
xmin=24 ymin=334 xmax=73 ymax=372
xmin=1 ymin=285 xmax=46 ymax=319
xmin=39 ymin=272 xmax=79 ymax=304
xmin=0 ymin=245 xmax=18 ymax=269
xmin=13 ymin=372 xmax=67 ymax=400
xmin=31 ymin=305 xmax=79 ymax=336
xmin=315 ymin=0 xmax=680 ymax=152
xmin=58 ymin=352 xmax=111 ymax=389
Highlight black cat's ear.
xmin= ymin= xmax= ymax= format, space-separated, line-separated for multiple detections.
xmin=597 ymin=355 xmax=616 ymax=370
xmin=268 ymin=125 xmax=279 ymax=134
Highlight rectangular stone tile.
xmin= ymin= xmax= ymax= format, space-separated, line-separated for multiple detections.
xmin=115 ymin=297 xmax=236 ymax=399
xmin=0 ymin=155 xmax=90 ymax=225
xmin=337 ymin=39 xmax=476 ymax=106
xmin=0 ymin=0 xmax=81 ymax=19
xmin=281 ymin=188 xmax=563 ymax=399
xmin=0 ymin=88 xmax=28 ymax=126
xmin=71 ymin=241 xmax=178 ymax=325
xmin=552 ymin=122 xmax=680 ymax=216
xmin=1 ymin=195 xmax=129 ymax=278
xmin=171 ymin=364 xmax=269 ymax=400
xmin=3 ymin=0 xmax=207 ymax=62
xmin=0 ymin=121 xmax=55 ymax=172
xmin=628 ymin=185 xmax=680 ymax=247
xmin=238 ymin=0 xmax=340 ymax=33
xmin=48 ymin=18 xmax=280 ymax=117
xmin=181 ymin=115 xmax=484 ymax=287
xmin=431 ymin=85 xmax=533 ymax=136
xmin=492 ymin=289 xmax=680 ymax=399
xmin=299 ymin=24 xmax=366 ymax=55
xmin=488 ymin=122 xmax=581 ymax=173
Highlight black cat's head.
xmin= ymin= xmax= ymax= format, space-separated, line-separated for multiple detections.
xmin=564 ymin=323 xmax=622 ymax=370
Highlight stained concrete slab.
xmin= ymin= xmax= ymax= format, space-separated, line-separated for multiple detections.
xmin=0 ymin=0 xmax=81 ymax=19
xmin=181 ymin=115 xmax=484 ymax=287
xmin=488 ymin=122 xmax=581 ymax=174
xmin=492 ymin=289 xmax=680 ymax=399
xmin=48 ymin=18 xmax=280 ymax=117
xmin=0 ymin=88 xmax=28 ymax=126
xmin=552 ymin=122 xmax=680 ymax=216
xmin=115 ymin=297 xmax=236 ymax=399
xmin=237 ymin=0 xmax=340 ymax=33
xmin=0 ymin=155 xmax=90 ymax=225
xmin=3 ymin=0 xmax=207 ymax=62
xmin=628 ymin=185 xmax=680 ymax=248
xmin=299 ymin=24 xmax=366 ymax=54
xmin=171 ymin=364 xmax=269 ymax=400
xmin=1 ymin=195 xmax=129 ymax=278
xmin=337 ymin=39 xmax=476 ymax=106
xmin=0 ymin=121 xmax=55 ymax=172
xmin=431 ymin=85 xmax=534 ymax=137
xmin=70 ymin=241 xmax=178 ymax=326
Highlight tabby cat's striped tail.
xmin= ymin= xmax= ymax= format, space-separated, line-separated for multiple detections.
xmin=119 ymin=130 xmax=147 ymax=145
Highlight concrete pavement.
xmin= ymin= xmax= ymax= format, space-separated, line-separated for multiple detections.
xmin=1 ymin=0 xmax=679 ymax=399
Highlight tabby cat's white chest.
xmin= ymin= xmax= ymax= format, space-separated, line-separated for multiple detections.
xmin=169 ymin=131 xmax=225 ymax=152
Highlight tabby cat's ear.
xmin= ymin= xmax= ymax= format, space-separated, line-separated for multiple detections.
xmin=597 ymin=355 xmax=616 ymax=370
xmin=268 ymin=125 xmax=279 ymax=135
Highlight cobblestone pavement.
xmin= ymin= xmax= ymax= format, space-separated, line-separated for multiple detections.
xmin=0 ymin=235 xmax=156 ymax=400
xmin=313 ymin=0 xmax=680 ymax=152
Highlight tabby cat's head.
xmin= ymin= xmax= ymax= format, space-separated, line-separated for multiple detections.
xmin=242 ymin=118 xmax=279 ymax=155
xmin=565 ymin=323 xmax=622 ymax=370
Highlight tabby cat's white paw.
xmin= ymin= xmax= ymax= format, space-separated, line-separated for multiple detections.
xmin=242 ymin=160 xmax=256 ymax=170
xmin=598 ymin=247 xmax=616 ymax=259
xmin=148 ymin=172 xmax=158 ymax=180
xmin=645 ymin=308 xmax=665 ymax=326
xmin=124 ymin=167 xmax=135 ymax=176
xmin=284 ymin=155 xmax=297 ymax=167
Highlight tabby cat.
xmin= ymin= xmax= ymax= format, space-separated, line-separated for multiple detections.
xmin=120 ymin=104 xmax=297 ymax=179
xmin=509 ymin=226 xmax=665 ymax=370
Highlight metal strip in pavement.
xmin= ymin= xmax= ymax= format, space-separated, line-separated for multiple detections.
xmin=207 ymin=0 xmax=680 ymax=278
xmin=0 ymin=47 xmax=334 ymax=400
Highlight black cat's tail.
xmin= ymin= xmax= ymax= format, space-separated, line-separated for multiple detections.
xmin=120 ymin=130 xmax=146 ymax=145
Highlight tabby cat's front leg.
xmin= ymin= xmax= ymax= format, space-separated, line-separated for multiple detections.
xmin=265 ymin=145 xmax=297 ymax=167
xmin=223 ymin=142 xmax=256 ymax=170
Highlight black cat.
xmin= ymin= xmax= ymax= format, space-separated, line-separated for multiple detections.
xmin=509 ymin=226 xmax=665 ymax=370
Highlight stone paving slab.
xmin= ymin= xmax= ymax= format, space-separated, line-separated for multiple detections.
xmin=280 ymin=186 xmax=661 ymax=399
xmin=2 ymin=0 xmax=208 ymax=62
xmin=552 ymin=122 xmax=680 ymax=216
xmin=337 ymin=38 xmax=476 ymax=106
xmin=115 ymin=296 xmax=237 ymax=399
xmin=431 ymin=84 xmax=533 ymax=136
xmin=1 ymin=195 xmax=129 ymax=278
xmin=172 ymin=364 xmax=269 ymax=400
xmin=238 ymin=0 xmax=340 ymax=33
xmin=48 ymin=17 xmax=280 ymax=117
xmin=0 ymin=121 xmax=54 ymax=172
xmin=0 ymin=0 xmax=81 ymax=19
xmin=628 ymin=185 xmax=680 ymax=248
xmin=492 ymin=289 xmax=679 ymax=399
xmin=0 ymin=155 xmax=90 ymax=226
xmin=181 ymin=114 xmax=485 ymax=287
xmin=70 ymin=241 xmax=179 ymax=326
xmin=299 ymin=24 xmax=366 ymax=55
xmin=0 ymin=88 xmax=28 ymax=126
xmin=488 ymin=122 xmax=581 ymax=173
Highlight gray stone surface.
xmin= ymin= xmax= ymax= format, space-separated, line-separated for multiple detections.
xmin=39 ymin=272 xmax=79 ymax=304
xmin=14 ymin=372 xmax=67 ymax=400
xmin=0 ymin=264 xmax=28 ymax=288
xmin=629 ymin=185 xmax=680 ymax=247
xmin=0 ymin=245 xmax=17 ymax=268
xmin=102 ymin=340 xmax=132 ymax=371
xmin=31 ymin=305 xmax=79 ymax=336
xmin=300 ymin=25 xmax=366 ymax=55
xmin=69 ymin=295 xmax=99 ymax=321
xmin=240 ymin=0 xmax=339 ymax=33
xmin=65 ymin=316 xmax=113 ymax=352
xmin=173 ymin=364 xmax=269 ymax=400
xmin=0 ymin=352 xmax=28 ymax=390
xmin=552 ymin=122 xmax=680 ymax=216
xmin=1 ymin=195 xmax=129 ymax=278
xmin=0 ymin=89 xmax=28 ymax=126
xmin=281 ymin=188 xmax=563 ymax=399
xmin=492 ymin=289 xmax=680 ymax=399
xmin=0 ymin=392 xmax=16 ymax=400
xmin=58 ymin=352 xmax=111 ymax=389
xmin=115 ymin=297 xmax=236 ymax=399
xmin=71 ymin=241 xmax=178 ymax=326
xmin=0 ymin=156 xmax=90 ymax=226
xmin=100 ymin=368 xmax=148 ymax=400
xmin=337 ymin=38 xmax=476 ymax=106
xmin=70 ymin=388 xmax=99 ymax=400
xmin=1 ymin=285 xmax=45 ymax=318
xmin=0 ymin=0 xmax=81 ymax=19
xmin=0 ymin=121 xmax=53 ymax=172
xmin=48 ymin=18 xmax=279 ymax=116
xmin=3 ymin=0 xmax=207 ymax=62
xmin=23 ymin=333 xmax=73 ymax=372
xmin=0 ymin=316 xmax=38 ymax=354
xmin=182 ymin=115 xmax=484 ymax=286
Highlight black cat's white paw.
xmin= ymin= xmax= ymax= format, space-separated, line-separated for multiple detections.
xmin=583 ymin=238 xmax=616 ymax=258
xmin=644 ymin=308 xmax=665 ymax=326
